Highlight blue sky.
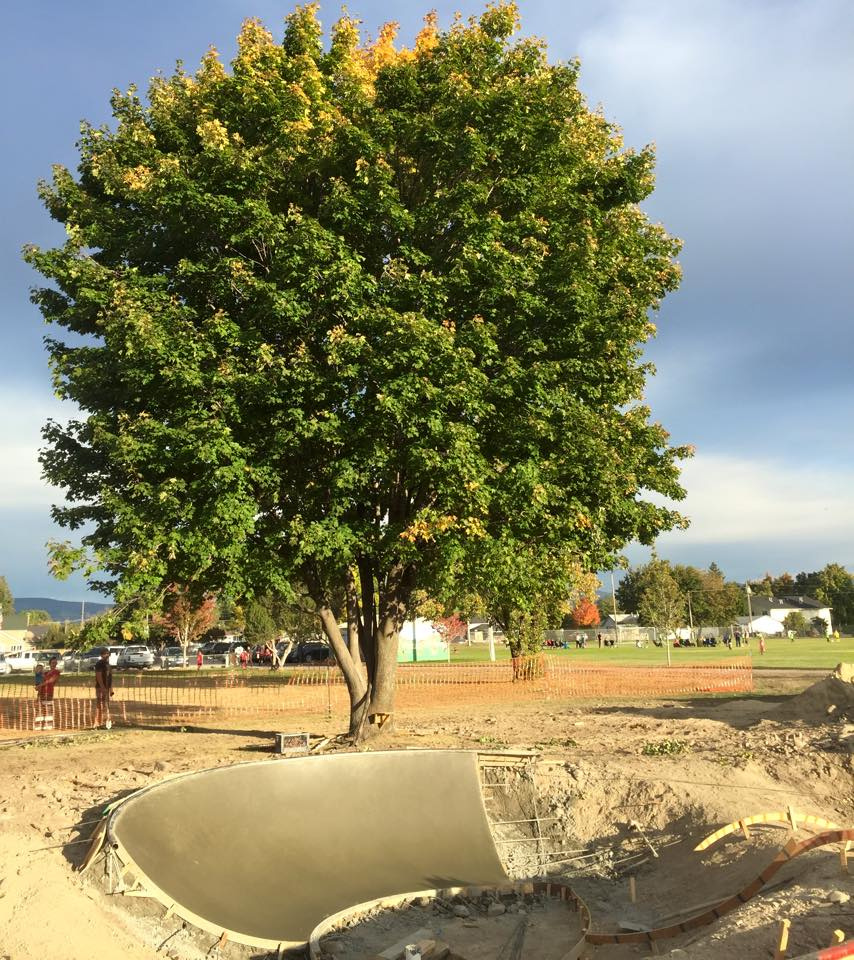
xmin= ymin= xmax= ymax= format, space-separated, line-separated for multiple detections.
xmin=1 ymin=0 xmax=852 ymax=601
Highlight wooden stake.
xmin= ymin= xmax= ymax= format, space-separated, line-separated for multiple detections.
xmin=841 ymin=844 xmax=850 ymax=874
xmin=629 ymin=876 xmax=637 ymax=903
xmin=774 ymin=918 xmax=790 ymax=960
xmin=787 ymin=805 xmax=798 ymax=832
xmin=739 ymin=819 xmax=751 ymax=840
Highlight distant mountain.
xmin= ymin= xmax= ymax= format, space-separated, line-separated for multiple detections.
xmin=11 ymin=597 xmax=113 ymax=623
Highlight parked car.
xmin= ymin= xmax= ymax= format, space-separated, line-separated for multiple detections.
xmin=117 ymin=645 xmax=155 ymax=669
xmin=78 ymin=646 xmax=123 ymax=669
xmin=6 ymin=650 xmax=62 ymax=673
xmin=0 ymin=654 xmax=11 ymax=676
xmin=286 ymin=641 xmax=334 ymax=664
xmin=161 ymin=646 xmax=188 ymax=667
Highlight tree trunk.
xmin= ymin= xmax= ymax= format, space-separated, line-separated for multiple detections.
xmin=367 ymin=615 xmax=399 ymax=731
xmin=345 ymin=568 xmax=361 ymax=664
xmin=317 ymin=606 xmax=369 ymax=739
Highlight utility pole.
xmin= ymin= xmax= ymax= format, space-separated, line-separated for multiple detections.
xmin=610 ymin=571 xmax=621 ymax=646
xmin=686 ymin=592 xmax=695 ymax=644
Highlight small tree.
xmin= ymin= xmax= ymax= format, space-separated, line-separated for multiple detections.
xmin=811 ymin=616 xmax=828 ymax=636
xmin=243 ymin=598 xmax=279 ymax=665
xmin=783 ymin=611 xmax=808 ymax=637
xmin=570 ymin=598 xmax=600 ymax=628
xmin=636 ymin=558 xmax=685 ymax=642
xmin=154 ymin=585 xmax=218 ymax=664
xmin=432 ymin=614 xmax=468 ymax=644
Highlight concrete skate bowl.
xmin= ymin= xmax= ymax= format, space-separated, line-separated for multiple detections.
xmin=105 ymin=750 xmax=509 ymax=951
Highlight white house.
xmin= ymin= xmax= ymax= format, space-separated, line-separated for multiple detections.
xmin=749 ymin=595 xmax=833 ymax=635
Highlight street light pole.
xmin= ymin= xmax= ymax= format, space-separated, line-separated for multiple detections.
xmin=745 ymin=583 xmax=754 ymax=634
xmin=687 ymin=592 xmax=695 ymax=644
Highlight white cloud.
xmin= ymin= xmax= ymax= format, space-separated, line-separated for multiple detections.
xmin=657 ymin=450 xmax=854 ymax=545
xmin=0 ymin=385 xmax=72 ymax=508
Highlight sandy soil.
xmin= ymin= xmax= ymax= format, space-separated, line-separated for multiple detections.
xmin=1 ymin=675 xmax=852 ymax=960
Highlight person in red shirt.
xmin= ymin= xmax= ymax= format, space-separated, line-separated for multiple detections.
xmin=196 ymin=649 xmax=204 ymax=670
xmin=38 ymin=657 xmax=61 ymax=702
xmin=239 ymin=648 xmax=249 ymax=669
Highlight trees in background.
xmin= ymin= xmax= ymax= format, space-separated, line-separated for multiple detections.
xmin=570 ymin=597 xmax=601 ymax=628
xmin=634 ymin=558 xmax=685 ymax=640
xmin=20 ymin=609 xmax=52 ymax=625
xmin=154 ymin=585 xmax=218 ymax=663
xmin=243 ymin=598 xmax=279 ymax=660
xmin=28 ymin=3 xmax=687 ymax=736
xmin=783 ymin=612 xmax=808 ymax=636
xmin=618 ymin=559 xmax=743 ymax=635
xmin=810 ymin=564 xmax=853 ymax=630
xmin=699 ymin=566 xmax=744 ymax=628
xmin=0 ymin=576 xmax=14 ymax=624
xmin=432 ymin=614 xmax=468 ymax=644
xmin=749 ymin=572 xmax=795 ymax=598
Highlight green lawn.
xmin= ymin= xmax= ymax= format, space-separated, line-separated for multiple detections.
xmin=449 ymin=635 xmax=854 ymax=670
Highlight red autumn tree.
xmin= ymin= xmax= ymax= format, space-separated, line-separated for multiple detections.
xmin=570 ymin=598 xmax=601 ymax=628
xmin=154 ymin=586 xmax=218 ymax=664
xmin=432 ymin=614 xmax=468 ymax=643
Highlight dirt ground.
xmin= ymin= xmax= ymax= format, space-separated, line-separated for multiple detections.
xmin=1 ymin=673 xmax=853 ymax=960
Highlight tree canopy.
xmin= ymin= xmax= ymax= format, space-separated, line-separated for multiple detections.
xmin=0 ymin=576 xmax=14 ymax=621
xmin=28 ymin=3 xmax=687 ymax=734
xmin=617 ymin=559 xmax=744 ymax=633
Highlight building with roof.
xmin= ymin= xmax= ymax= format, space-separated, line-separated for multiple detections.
xmin=601 ymin=613 xmax=639 ymax=629
xmin=748 ymin=595 xmax=833 ymax=635
xmin=0 ymin=630 xmax=36 ymax=655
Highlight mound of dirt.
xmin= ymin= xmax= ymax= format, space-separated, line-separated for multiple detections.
xmin=774 ymin=663 xmax=854 ymax=723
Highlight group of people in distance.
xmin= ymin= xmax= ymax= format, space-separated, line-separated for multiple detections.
xmin=33 ymin=647 xmax=114 ymax=729
xmin=543 ymin=632 xmax=617 ymax=649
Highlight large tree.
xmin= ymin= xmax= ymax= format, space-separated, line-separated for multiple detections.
xmin=28 ymin=4 xmax=687 ymax=736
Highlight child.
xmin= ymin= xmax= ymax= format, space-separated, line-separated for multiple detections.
xmin=34 ymin=661 xmax=45 ymax=695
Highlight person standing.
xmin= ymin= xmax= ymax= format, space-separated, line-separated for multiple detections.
xmin=759 ymin=636 xmax=766 ymax=656
xmin=39 ymin=657 xmax=61 ymax=701
xmin=196 ymin=649 xmax=204 ymax=671
xmin=35 ymin=656 xmax=62 ymax=730
xmin=94 ymin=648 xmax=114 ymax=729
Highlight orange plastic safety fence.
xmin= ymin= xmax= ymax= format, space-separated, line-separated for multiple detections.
xmin=0 ymin=656 xmax=752 ymax=734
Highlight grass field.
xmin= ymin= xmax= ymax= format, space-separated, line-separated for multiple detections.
xmin=449 ymin=635 xmax=854 ymax=670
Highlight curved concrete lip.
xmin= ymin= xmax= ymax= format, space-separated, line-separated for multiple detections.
xmin=106 ymin=749 xmax=508 ymax=949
